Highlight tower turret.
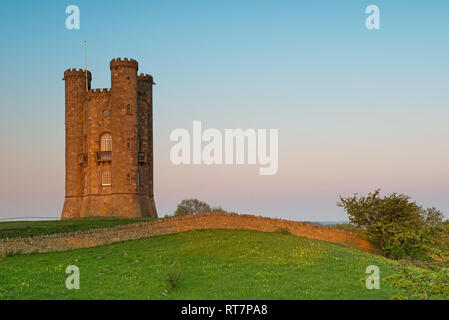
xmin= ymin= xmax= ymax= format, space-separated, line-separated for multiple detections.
xmin=110 ymin=59 xmax=139 ymax=215
xmin=61 ymin=69 xmax=91 ymax=219
xmin=137 ymin=73 xmax=157 ymax=217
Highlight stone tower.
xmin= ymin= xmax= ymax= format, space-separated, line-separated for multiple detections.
xmin=61 ymin=58 xmax=157 ymax=219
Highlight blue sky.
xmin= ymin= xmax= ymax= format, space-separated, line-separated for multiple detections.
xmin=0 ymin=1 xmax=448 ymax=220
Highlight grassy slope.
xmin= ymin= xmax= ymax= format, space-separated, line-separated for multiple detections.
xmin=0 ymin=229 xmax=399 ymax=299
xmin=0 ymin=218 xmax=155 ymax=239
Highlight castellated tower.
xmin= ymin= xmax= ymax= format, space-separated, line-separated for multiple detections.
xmin=61 ymin=58 xmax=157 ymax=219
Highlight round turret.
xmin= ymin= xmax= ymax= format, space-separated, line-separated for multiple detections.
xmin=61 ymin=68 xmax=91 ymax=219
xmin=137 ymin=73 xmax=155 ymax=84
xmin=63 ymin=68 xmax=92 ymax=81
xmin=110 ymin=58 xmax=138 ymax=71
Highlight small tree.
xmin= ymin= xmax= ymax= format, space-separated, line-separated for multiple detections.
xmin=174 ymin=199 xmax=212 ymax=217
xmin=337 ymin=189 xmax=444 ymax=259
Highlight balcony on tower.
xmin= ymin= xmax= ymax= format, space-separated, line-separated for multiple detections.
xmin=96 ymin=151 xmax=112 ymax=164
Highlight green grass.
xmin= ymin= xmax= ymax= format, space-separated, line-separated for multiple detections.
xmin=0 ymin=218 xmax=155 ymax=239
xmin=0 ymin=229 xmax=401 ymax=299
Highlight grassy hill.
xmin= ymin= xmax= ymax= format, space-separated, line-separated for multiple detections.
xmin=0 ymin=229 xmax=400 ymax=299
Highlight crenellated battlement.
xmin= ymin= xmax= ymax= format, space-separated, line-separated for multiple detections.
xmin=63 ymin=68 xmax=92 ymax=80
xmin=88 ymin=88 xmax=111 ymax=99
xmin=110 ymin=57 xmax=138 ymax=70
xmin=138 ymin=73 xmax=155 ymax=84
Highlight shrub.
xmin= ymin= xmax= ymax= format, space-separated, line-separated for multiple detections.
xmin=174 ymin=199 xmax=211 ymax=216
xmin=174 ymin=199 xmax=227 ymax=216
xmin=337 ymin=189 xmax=445 ymax=259
xmin=164 ymin=262 xmax=182 ymax=290
xmin=386 ymin=248 xmax=449 ymax=299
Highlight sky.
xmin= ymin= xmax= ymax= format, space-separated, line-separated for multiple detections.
xmin=0 ymin=0 xmax=448 ymax=221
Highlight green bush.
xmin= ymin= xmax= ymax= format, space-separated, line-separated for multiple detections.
xmin=174 ymin=199 xmax=227 ymax=216
xmin=386 ymin=248 xmax=449 ymax=300
xmin=164 ymin=262 xmax=182 ymax=290
xmin=337 ymin=189 xmax=445 ymax=259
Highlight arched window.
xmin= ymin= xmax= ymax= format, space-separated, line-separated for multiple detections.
xmin=101 ymin=134 xmax=112 ymax=151
xmin=101 ymin=170 xmax=112 ymax=186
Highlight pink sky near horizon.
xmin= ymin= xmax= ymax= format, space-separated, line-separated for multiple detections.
xmin=1 ymin=119 xmax=448 ymax=221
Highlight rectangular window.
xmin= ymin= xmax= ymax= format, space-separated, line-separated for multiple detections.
xmin=101 ymin=134 xmax=112 ymax=151
xmin=101 ymin=171 xmax=112 ymax=186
